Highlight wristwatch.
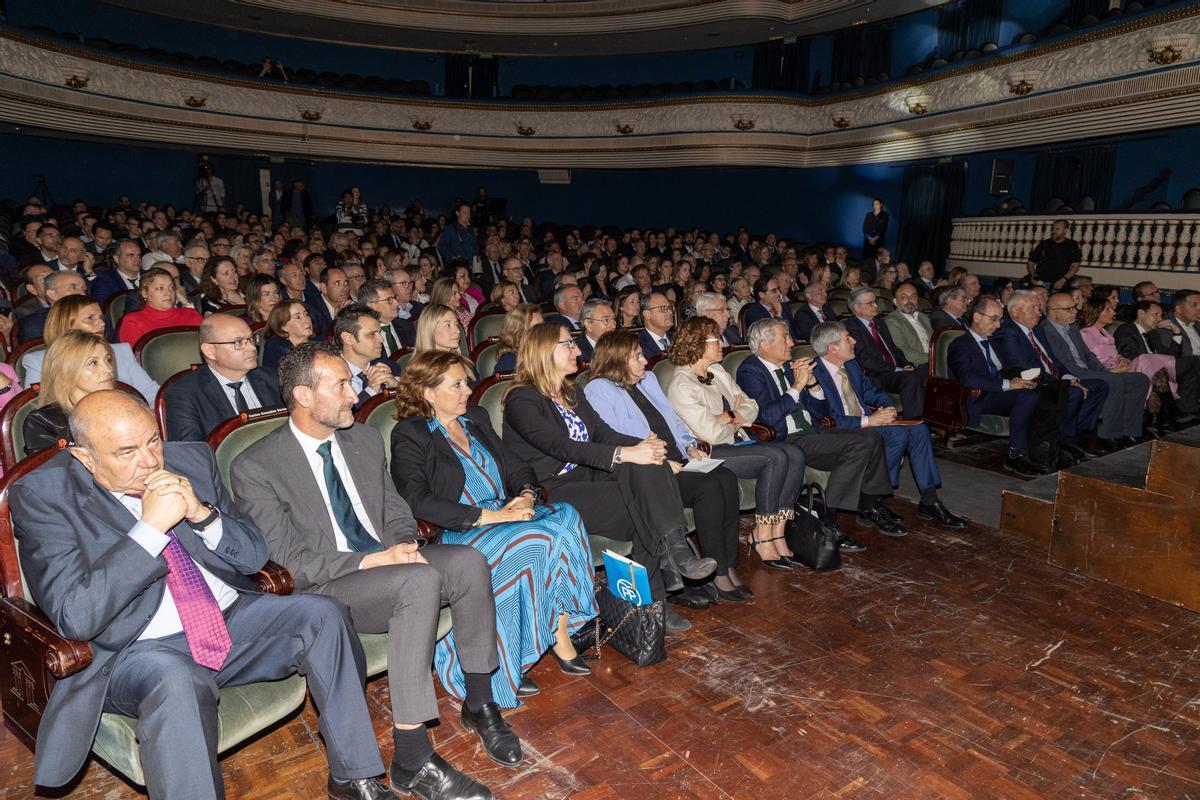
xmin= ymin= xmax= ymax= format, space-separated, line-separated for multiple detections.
xmin=613 ymin=447 xmax=623 ymax=465
xmin=187 ymin=501 xmax=220 ymax=532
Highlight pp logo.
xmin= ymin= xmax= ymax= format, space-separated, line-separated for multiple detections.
xmin=615 ymin=579 xmax=640 ymax=603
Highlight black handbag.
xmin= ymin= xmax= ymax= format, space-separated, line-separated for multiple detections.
xmin=571 ymin=576 xmax=666 ymax=667
xmin=788 ymin=483 xmax=842 ymax=572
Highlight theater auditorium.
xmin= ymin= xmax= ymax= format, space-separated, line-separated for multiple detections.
xmin=0 ymin=0 xmax=1198 ymax=797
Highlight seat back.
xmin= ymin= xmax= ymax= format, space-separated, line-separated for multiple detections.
xmin=155 ymin=366 xmax=200 ymax=439
xmin=104 ymin=290 xmax=133 ymax=329
xmin=791 ymin=343 xmax=816 ymax=361
xmin=0 ymin=385 xmax=41 ymax=474
xmin=392 ymin=351 xmax=414 ymax=373
xmin=354 ymin=391 xmax=399 ymax=464
xmin=133 ymin=326 xmax=201 ymax=385
xmin=468 ymin=375 xmax=513 ymax=437
xmin=933 ymin=328 xmax=966 ymax=379
xmin=721 ymin=348 xmax=753 ymax=376
xmin=0 ymin=444 xmax=62 ymax=602
xmin=9 ymin=339 xmax=46 ymax=386
xmin=474 ymin=343 xmax=501 ymax=379
xmin=573 ymin=369 xmax=591 ymax=395
xmin=206 ymin=409 xmax=291 ymax=498
xmin=467 ymin=312 xmax=505 ymax=349
xmin=1105 ymin=321 xmax=1121 ymax=336
xmin=652 ymin=358 xmax=676 ymax=392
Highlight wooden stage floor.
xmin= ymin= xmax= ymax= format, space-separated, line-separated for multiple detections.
xmin=4 ymin=502 xmax=1199 ymax=799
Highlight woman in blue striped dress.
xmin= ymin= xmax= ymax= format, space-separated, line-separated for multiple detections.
xmin=390 ymin=350 xmax=598 ymax=708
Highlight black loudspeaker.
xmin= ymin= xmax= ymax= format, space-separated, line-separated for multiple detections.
xmin=989 ymin=158 xmax=1013 ymax=195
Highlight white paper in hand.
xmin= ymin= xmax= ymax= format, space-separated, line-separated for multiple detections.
xmin=682 ymin=458 xmax=725 ymax=473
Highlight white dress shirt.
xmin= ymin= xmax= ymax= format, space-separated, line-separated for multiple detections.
xmin=346 ymin=358 xmax=377 ymax=398
xmin=895 ymin=310 xmax=931 ymax=353
xmin=756 ymin=355 xmax=819 ymax=434
xmin=808 ymin=303 xmax=826 ymax=323
xmin=210 ymin=366 xmax=263 ymax=415
xmin=120 ymin=493 xmax=238 ymax=640
xmin=289 ymin=421 xmax=380 ymax=552
xmin=969 ymin=329 xmax=1010 ymax=390
xmin=1012 ymin=321 xmax=1073 ymax=380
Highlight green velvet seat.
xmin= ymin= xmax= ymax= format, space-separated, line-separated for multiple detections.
xmin=360 ymin=608 xmax=454 ymax=677
xmin=588 ymin=535 xmax=633 ymax=567
xmin=932 ymin=329 xmax=1008 ymax=437
xmin=471 ymin=314 xmax=505 ymax=346
xmin=473 ymin=342 xmax=501 ymax=379
xmin=107 ymin=291 xmax=132 ymax=329
xmin=393 ymin=351 xmax=414 ymax=373
xmin=210 ymin=413 xmax=290 ymax=501
xmin=721 ymin=349 xmax=753 ymax=375
xmin=12 ymin=343 xmax=45 ymax=386
xmin=135 ymin=327 xmax=202 ymax=385
xmin=360 ymin=398 xmax=399 ymax=464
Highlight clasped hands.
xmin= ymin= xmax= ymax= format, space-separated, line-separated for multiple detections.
xmin=139 ymin=469 xmax=211 ymax=532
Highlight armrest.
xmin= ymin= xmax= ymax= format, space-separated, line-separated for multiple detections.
xmin=1 ymin=597 xmax=93 ymax=679
xmin=745 ymin=423 xmax=777 ymax=442
xmin=254 ymin=561 xmax=294 ymax=596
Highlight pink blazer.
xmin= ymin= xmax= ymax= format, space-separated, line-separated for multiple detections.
xmin=1079 ymin=325 xmax=1120 ymax=369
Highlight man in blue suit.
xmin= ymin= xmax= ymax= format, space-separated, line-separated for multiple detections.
xmin=334 ymin=304 xmax=402 ymax=411
xmin=306 ymin=265 xmax=349 ymax=340
xmin=990 ymin=290 xmax=1108 ymax=462
xmin=741 ymin=275 xmax=798 ymax=340
xmin=808 ymin=321 xmax=966 ymax=529
xmin=638 ymin=292 xmax=675 ymax=360
xmin=736 ymin=318 xmax=900 ymax=547
xmin=946 ymin=296 xmax=1046 ymax=477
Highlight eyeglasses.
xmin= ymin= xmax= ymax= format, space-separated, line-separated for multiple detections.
xmin=1048 ymin=306 xmax=1076 ymax=312
xmin=977 ymin=313 xmax=1002 ymax=322
xmin=556 ymin=339 xmax=580 ymax=350
xmin=704 ymin=338 xmax=722 ymax=343
xmin=645 ymin=304 xmax=673 ymax=313
xmin=589 ymin=316 xmax=615 ymax=324
xmin=208 ymin=336 xmax=254 ymax=350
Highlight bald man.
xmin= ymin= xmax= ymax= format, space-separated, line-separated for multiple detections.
xmin=9 ymin=391 xmax=392 ymax=799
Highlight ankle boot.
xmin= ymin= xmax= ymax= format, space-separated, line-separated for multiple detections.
xmin=660 ymin=528 xmax=717 ymax=581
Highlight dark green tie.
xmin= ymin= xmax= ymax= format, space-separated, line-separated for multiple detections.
xmin=382 ymin=324 xmax=400 ymax=356
xmin=316 ymin=441 xmax=380 ymax=553
xmin=774 ymin=367 xmax=812 ymax=433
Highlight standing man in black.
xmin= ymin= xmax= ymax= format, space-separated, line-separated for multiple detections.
xmin=1027 ymin=219 xmax=1082 ymax=291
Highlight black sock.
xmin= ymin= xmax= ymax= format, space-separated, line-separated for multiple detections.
xmin=392 ymin=726 xmax=434 ymax=773
xmin=919 ymin=487 xmax=938 ymax=505
xmin=464 ymin=672 xmax=494 ymax=713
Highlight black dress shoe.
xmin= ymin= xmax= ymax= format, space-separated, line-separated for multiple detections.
xmin=733 ymin=584 xmax=754 ymax=600
xmin=515 ymin=675 xmax=539 ymax=697
xmin=665 ymin=605 xmax=692 ymax=633
xmin=777 ymin=553 xmax=806 ymax=568
xmin=855 ymin=507 xmax=907 ymax=537
xmin=838 ymin=536 xmax=867 ymax=553
xmin=1004 ymin=455 xmax=1048 ymax=478
xmin=668 ymin=585 xmax=712 ymax=609
xmin=553 ymin=651 xmax=592 ymax=675
xmin=917 ymin=501 xmax=967 ymax=529
xmin=328 ymin=776 xmax=394 ymax=800
xmin=390 ymin=754 xmax=493 ymax=800
xmin=1061 ymin=442 xmax=1089 ymax=461
xmin=459 ymin=702 xmax=521 ymax=768
xmin=1096 ymin=437 xmax=1124 ymax=454
xmin=715 ymin=586 xmax=746 ymax=603
xmin=874 ymin=504 xmax=905 ymax=526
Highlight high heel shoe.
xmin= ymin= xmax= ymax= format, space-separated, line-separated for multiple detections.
xmin=553 ymin=650 xmax=592 ymax=676
xmin=748 ymin=535 xmax=791 ymax=571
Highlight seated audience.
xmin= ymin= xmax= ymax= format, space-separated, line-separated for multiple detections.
xmin=842 ymin=287 xmax=927 ymax=419
xmin=808 ymin=322 xmax=965 ymax=528
xmin=736 ymin=318 xmax=899 ymax=545
xmin=696 ymin=291 xmax=742 ymax=346
xmin=837 ymin=265 xmax=865 ymax=291
xmin=390 ymin=350 xmax=597 ymax=702
xmin=930 ymin=286 xmax=970 ymax=332
xmin=23 ymin=330 xmax=114 ymax=454
xmin=386 ymin=267 xmax=424 ymax=347
xmin=870 ymin=263 xmax=899 ymax=301
xmin=23 ymin=294 xmax=159 ymax=403
xmin=12 ymin=390 xmax=395 ymax=800
xmin=1081 ymin=298 xmax=1182 ymax=424
xmin=991 ymin=291 xmax=1108 ymax=462
xmin=245 ymin=274 xmax=283 ymax=324
xmin=741 ymin=276 xmax=797 ymax=340
xmin=793 ymin=281 xmax=835 ymax=342
xmin=229 ymin=343 xmax=509 ymax=798
xmin=163 ymin=314 xmax=282 ymax=441
xmin=946 ymin=297 xmax=1045 ymax=476
xmin=117 ymin=267 xmax=204 ymax=346
xmin=415 ymin=303 xmax=465 ymax=356
xmin=1115 ymin=300 xmax=1200 ymax=417
xmin=545 ymin=285 xmax=585 ymax=335
xmin=502 ymin=322 xmax=716 ymax=630
xmin=991 ymin=277 xmax=1015 ymax=306
xmin=430 ymin=277 xmax=473 ymax=332
xmin=1040 ymin=292 xmax=1151 ymax=445
xmin=884 ymin=282 xmax=932 ymax=367
xmin=613 ymin=286 xmax=643 ymax=329
xmin=727 ymin=276 xmax=753 ymax=318
xmin=334 ymin=304 xmax=401 ymax=409
xmin=491 ymin=281 xmax=520 ymax=313
xmin=358 ymin=279 xmax=407 ymax=358
xmin=19 ymin=270 xmax=87 ymax=343
xmin=638 ymin=292 xmax=676 ymax=359
xmin=196 ymin=255 xmax=246 ymax=315
xmin=452 ymin=262 xmax=485 ymax=317
xmin=307 ymin=266 xmax=351 ymax=340
xmin=575 ymin=298 xmax=615 ymax=363
xmin=262 ymin=299 xmax=314 ymax=371
xmin=90 ymin=239 xmax=143 ymax=306
xmin=655 ymin=319 xmax=809 ymax=572
xmin=493 ymin=303 xmax=542 ymax=377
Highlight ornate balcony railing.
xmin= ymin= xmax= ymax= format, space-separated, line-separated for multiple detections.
xmin=948 ymin=213 xmax=1200 ymax=288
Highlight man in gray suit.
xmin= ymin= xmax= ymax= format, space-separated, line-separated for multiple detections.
xmin=1040 ymin=292 xmax=1148 ymax=447
xmin=11 ymin=391 xmax=391 ymax=800
xmin=883 ymin=282 xmax=932 ymax=367
xmin=231 ymin=342 xmax=509 ymax=800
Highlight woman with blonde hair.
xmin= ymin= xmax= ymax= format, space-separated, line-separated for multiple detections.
xmin=492 ymin=304 xmax=543 ymax=377
xmin=23 ymin=330 xmax=115 ymax=454
xmin=501 ymin=322 xmax=716 ymax=631
xmin=429 ymin=277 xmax=473 ymax=331
xmin=414 ymin=304 xmax=465 ymax=356
xmin=490 ymin=281 xmax=520 ymax=314
xmin=390 ymin=350 xmax=596 ymax=704
xmin=837 ymin=264 xmax=864 ymax=291
xmin=23 ymin=294 xmax=158 ymax=403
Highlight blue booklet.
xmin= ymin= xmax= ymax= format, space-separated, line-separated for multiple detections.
xmin=602 ymin=549 xmax=653 ymax=606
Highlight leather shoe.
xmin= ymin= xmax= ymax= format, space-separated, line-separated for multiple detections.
xmin=662 ymin=527 xmax=717 ymax=581
xmin=665 ymin=605 xmax=692 ymax=633
xmin=1096 ymin=437 xmax=1124 ymax=454
xmin=715 ymin=586 xmax=746 ymax=604
xmin=917 ymin=500 xmax=967 ymax=529
xmin=328 ymin=776 xmax=394 ymax=800
xmin=855 ymin=507 xmax=907 ymax=537
xmin=838 ymin=535 xmax=867 ymax=553
xmin=390 ymin=754 xmax=492 ymax=800
xmin=1061 ymin=442 xmax=1090 ymax=461
xmin=460 ymin=702 xmax=521 ymax=768
xmin=733 ymin=584 xmax=754 ymax=600
xmin=553 ymin=651 xmax=592 ymax=675
xmin=1004 ymin=455 xmax=1048 ymax=478
xmin=515 ymin=676 xmax=539 ymax=697
xmin=668 ymin=585 xmax=712 ymax=609
xmin=874 ymin=504 xmax=905 ymax=527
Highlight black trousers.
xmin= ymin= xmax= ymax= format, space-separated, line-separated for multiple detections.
xmin=785 ymin=428 xmax=894 ymax=512
xmin=545 ymin=462 xmax=686 ymax=599
xmin=872 ymin=368 xmax=928 ymax=420
xmin=675 ymin=466 xmax=740 ymax=573
xmin=1176 ymin=354 xmax=1200 ymax=413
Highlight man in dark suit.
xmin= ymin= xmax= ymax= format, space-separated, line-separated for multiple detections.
xmin=477 ymin=242 xmax=505 ymax=296
xmin=500 ymin=258 xmax=538 ymax=304
xmin=577 ymin=298 xmax=616 ymax=363
xmin=306 ymin=266 xmax=350 ymax=341
xmin=19 ymin=270 xmax=88 ymax=343
xmin=695 ymin=292 xmax=742 ymax=346
xmin=358 ymin=279 xmax=409 ymax=358
xmin=741 ymin=276 xmax=799 ymax=341
xmin=384 ymin=268 xmax=424 ymax=349
xmin=335 ymin=304 xmax=402 ymax=409
xmin=991 ymin=290 xmax=1107 ymax=461
xmin=843 ymin=287 xmax=926 ymax=419
xmin=638 ymin=291 xmax=675 ymax=360
xmin=735 ymin=317 xmax=900 ymax=545
xmin=163 ymin=314 xmax=283 ymax=441
xmin=809 ymin=321 xmax=965 ymax=528
xmin=91 ymin=239 xmax=143 ymax=307
xmin=793 ymin=282 xmax=836 ymax=342
xmin=280 ymin=180 xmax=313 ymax=229
xmin=1151 ymin=292 xmax=1200 ymax=416
xmin=231 ymin=343 xmax=509 ymax=800
xmin=913 ymin=261 xmax=938 ymax=299
xmin=1117 ymin=300 xmax=1200 ymax=415
xmin=543 ymin=284 xmax=584 ymax=335
xmin=1041 ymin=291 xmax=1147 ymax=446
xmin=930 ymin=286 xmax=970 ymax=331
xmin=302 ymin=252 xmax=327 ymax=308
xmin=947 ymin=297 xmax=1045 ymax=476
xmin=11 ymin=391 xmax=392 ymax=800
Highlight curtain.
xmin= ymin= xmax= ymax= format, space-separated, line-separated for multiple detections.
xmin=751 ymin=39 xmax=810 ymax=91
xmin=1030 ymin=144 xmax=1116 ymax=211
xmin=896 ymin=161 xmax=967 ymax=272
xmin=831 ymin=25 xmax=892 ymax=84
xmin=937 ymin=0 xmax=1002 ymax=55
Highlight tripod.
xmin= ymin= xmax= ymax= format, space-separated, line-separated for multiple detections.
xmin=31 ymin=174 xmax=53 ymax=207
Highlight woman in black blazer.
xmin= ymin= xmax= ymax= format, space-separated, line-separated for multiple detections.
xmin=389 ymin=350 xmax=597 ymax=705
xmin=501 ymin=322 xmax=716 ymax=625
xmin=23 ymin=330 xmax=116 ymax=454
